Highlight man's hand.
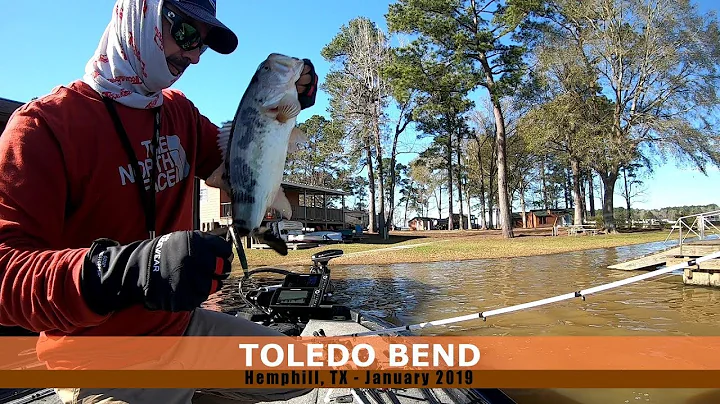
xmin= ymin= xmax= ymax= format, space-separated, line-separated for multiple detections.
xmin=296 ymin=58 xmax=319 ymax=110
xmin=80 ymin=231 xmax=233 ymax=315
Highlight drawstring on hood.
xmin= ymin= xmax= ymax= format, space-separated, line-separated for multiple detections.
xmin=82 ymin=0 xmax=180 ymax=109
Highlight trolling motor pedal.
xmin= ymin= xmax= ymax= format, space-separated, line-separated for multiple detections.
xmin=311 ymin=249 xmax=343 ymax=268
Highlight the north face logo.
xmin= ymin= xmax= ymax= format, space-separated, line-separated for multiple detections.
xmin=118 ymin=134 xmax=191 ymax=191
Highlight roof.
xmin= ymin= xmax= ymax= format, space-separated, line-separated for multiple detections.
xmin=518 ymin=209 xmax=573 ymax=218
xmin=409 ymin=216 xmax=436 ymax=222
xmin=0 ymin=97 xmax=24 ymax=125
xmin=281 ymin=181 xmax=348 ymax=196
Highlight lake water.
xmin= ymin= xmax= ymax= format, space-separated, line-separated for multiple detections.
xmin=206 ymin=239 xmax=720 ymax=404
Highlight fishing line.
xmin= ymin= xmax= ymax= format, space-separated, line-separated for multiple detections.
xmin=344 ymin=250 xmax=720 ymax=337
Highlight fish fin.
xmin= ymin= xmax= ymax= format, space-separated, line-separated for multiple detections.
xmin=206 ymin=164 xmax=232 ymax=194
xmin=255 ymin=227 xmax=288 ymax=256
xmin=216 ymin=121 xmax=232 ymax=161
xmin=287 ymin=127 xmax=307 ymax=154
xmin=275 ymin=93 xmax=302 ymax=123
xmin=270 ymin=188 xmax=293 ymax=220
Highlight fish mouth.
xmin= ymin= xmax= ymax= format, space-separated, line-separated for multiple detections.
xmin=276 ymin=58 xmax=299 ymax=69
xmin=267 ymin=53 xmax=304 ymax=71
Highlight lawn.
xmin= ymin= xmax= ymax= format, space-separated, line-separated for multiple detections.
xmin=232 ymin=228 xmax=671 ymax=270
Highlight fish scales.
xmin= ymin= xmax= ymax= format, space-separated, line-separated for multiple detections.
xmin=206 ymin=53 xmax=309 ymax=256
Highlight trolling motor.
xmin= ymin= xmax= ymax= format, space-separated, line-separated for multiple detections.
xmin=236 ymin=249 xmax=351 ymax=334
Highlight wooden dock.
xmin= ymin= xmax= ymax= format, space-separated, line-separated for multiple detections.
xmin=608 ymin=240 xmax=720 ymax=271
xmin=607 ymin=246 xmax=680 ymax=271
xmin=608 ymin=239 xmax=720 ymax=287
xmin=607 ymin=245 xmax=682 ymax=271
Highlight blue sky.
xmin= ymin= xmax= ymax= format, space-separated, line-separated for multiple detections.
xmin=1 ymin=0 xmax=719 ymax=216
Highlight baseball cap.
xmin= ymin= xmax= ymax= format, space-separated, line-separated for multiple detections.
xmin=164 ymin=0 xmax=238 ymax=54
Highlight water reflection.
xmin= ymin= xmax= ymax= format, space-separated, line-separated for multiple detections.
xmin=205 ymin=240 xmax=720 ymax=403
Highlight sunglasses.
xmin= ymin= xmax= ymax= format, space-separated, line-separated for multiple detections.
xmin=162 ymin=6 xmax=209 ymax=54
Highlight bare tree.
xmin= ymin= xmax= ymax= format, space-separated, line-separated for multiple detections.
xmin=541 ymin=0 xmax=720 ymax=232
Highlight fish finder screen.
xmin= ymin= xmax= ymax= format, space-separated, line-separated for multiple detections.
xmin=284 ymin=274 xmax=322 ymax=288
xmin=275 ymin=289 xmax=312 ymax=305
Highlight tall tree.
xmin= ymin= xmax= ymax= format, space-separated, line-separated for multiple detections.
xmin=534 ymin=0 xmax=720 ymax=232
xmin=283 ymin=115 xmax=348 ymax=188
xmin=407 ymin=158 xmax=439 ymax=218
xmin=322 ymin=17 xmax=393 ymax=236
xmin=468 ymin=105 xmax=498 ymax=229
xmin=618 ymin=161 xmax=648 ymax=226
xmin=386 ymin=0 xmax=541 ymax=238
xmin=385 ymin=39 xmax=475 ymax=230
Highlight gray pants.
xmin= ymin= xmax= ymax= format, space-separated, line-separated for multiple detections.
xmin=55 ymin=309 xmax=314 ymax=404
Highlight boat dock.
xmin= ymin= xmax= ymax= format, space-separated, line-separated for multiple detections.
xmin=607 ymin=245 xmax=682 ymax=271
xmin=608 ymin=239 xmax=720 ymax=287
xmin=608 ymin=210 xmax=720 ymax=287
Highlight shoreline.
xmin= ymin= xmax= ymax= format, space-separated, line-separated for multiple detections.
xmin=233 ymin=228 xmax=671 ymax=269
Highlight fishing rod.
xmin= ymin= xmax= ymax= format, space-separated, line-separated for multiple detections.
xmin=343 ymin=249 xmax=720 ymax=337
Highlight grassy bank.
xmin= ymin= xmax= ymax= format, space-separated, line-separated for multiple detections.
xmin=233 ymin=228 xmax=670 ymax=269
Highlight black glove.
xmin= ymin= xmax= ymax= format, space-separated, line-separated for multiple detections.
xmin=298 ymin=58 xmax=318 ymax=110
xmin=79 ymin=231 xmax=233 ymax=315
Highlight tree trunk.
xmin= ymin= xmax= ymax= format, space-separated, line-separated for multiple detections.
xmin=447 ymin=133 xmax=454 ymax=231
xmin=366 ymin=142 xmax=376 ymax=233
xmin=623 ymin=168 xmax=632 ymax=227
xmin=403 ymin=183 xmax=412 ymax=227
xmin=580 ymin=170 xmax=588 ymax=221
xmin=588 ymin=172 xmax=596 ymax=217
xmin=600 ymin=171 xmax=618 ymax=233
xmin=465 ymin=176 xmax=473 ymax=230
xmin=571 ymin=158 xmax=583 ymax=225
xmin=520 ymin=181 xmax=527 ymax=229
xmin=476 ymin=49 xmax=511 ymax=237
xmin=384 ymin=111 xmax=410 ymax=236
xmin=565 ymin=166 xmax=572 ymax=210
xmin=492 ymin=101 xmax=513 ymax=238
xmin=475 ymin=138 xmax=488 ymax=230
xmin=456 ymin=129 xmax=465 ymax=230
xmin=486 ymin=144 xmax=496 ymax=229
xmin=436 ymin=186 xmax=443 ymax=224
xmin=540 ymin=156 xmax=548 ymax=210
xmin=478 ymin=189 xmax=487 ymax=229
xmin=374 ymin=124 xmax=387 ymax=238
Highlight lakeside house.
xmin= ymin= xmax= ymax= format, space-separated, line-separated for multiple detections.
xmin=199 ymin=179 xmax=352 ymax=232
xmin=512 ymin=209 xmax=574 ymax=228
xmin=408 ymin=216 xmax=436 ymax=231
xmin=408 ymin=214 xmax=476 ymax=231
xmin=436 ymin=213 xmax=472 ymax=230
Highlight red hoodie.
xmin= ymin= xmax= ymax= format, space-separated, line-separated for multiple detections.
xmin=0 ymin=80 xmax=223 ymax=342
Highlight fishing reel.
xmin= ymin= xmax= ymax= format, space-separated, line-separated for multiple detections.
xmin=236 ymin=249 xmax=350 ymax=333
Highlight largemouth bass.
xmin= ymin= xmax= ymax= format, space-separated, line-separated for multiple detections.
xmin=206 ymin=53 xmax=308 ymax=256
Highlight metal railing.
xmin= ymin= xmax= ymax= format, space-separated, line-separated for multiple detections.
xmin=664 ymin=209 xmax=720 ymax=250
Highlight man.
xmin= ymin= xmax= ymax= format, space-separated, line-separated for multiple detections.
xmin=0 ymin=0 xmax=318 ymax=402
